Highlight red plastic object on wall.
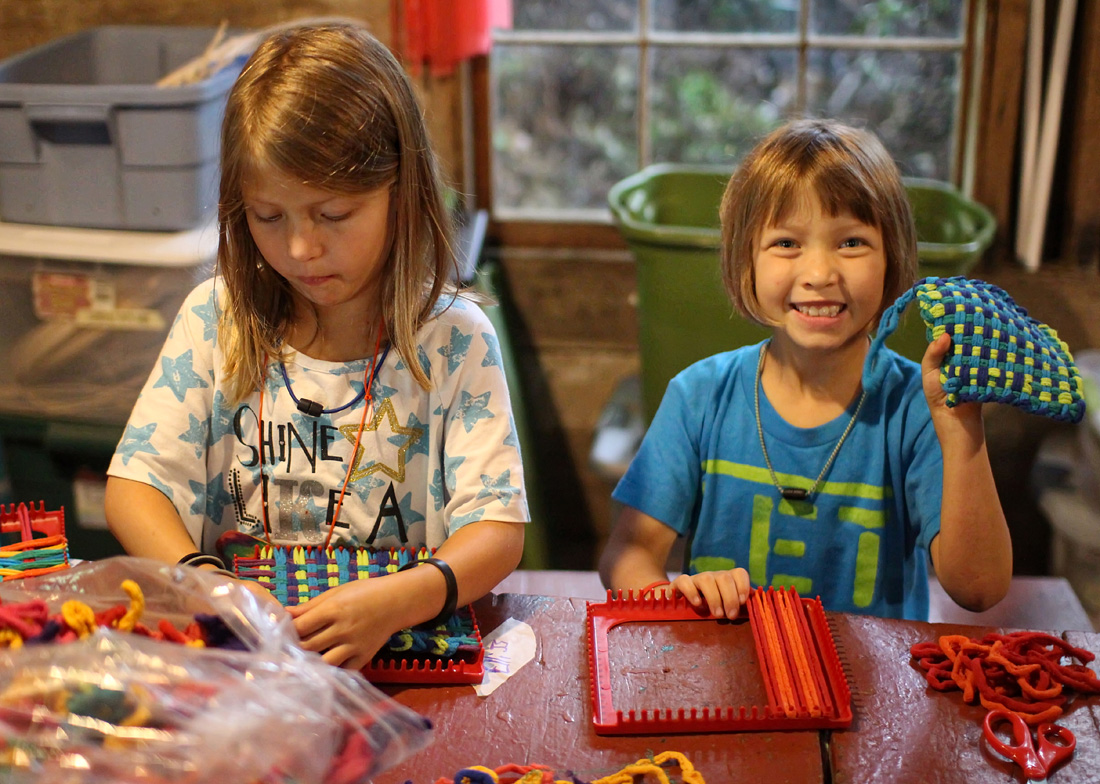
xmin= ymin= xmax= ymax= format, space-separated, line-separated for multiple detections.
xmin=397 ymin=0 xmax=513 ymax=76
xmin=586 ymin=586 xmax=853 ymax=735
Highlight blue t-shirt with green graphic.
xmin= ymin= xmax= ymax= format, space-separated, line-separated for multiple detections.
xmin=613 ymin=341 xmax=942 ymax=620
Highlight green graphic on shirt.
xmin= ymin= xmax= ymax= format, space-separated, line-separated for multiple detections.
xmin=702 ymin=460 xmax=891 ymax=606
xmin=690 ymin=555 xmax=737 ymax=573
xmin=839 ymin=506 xmax=885 ymax=607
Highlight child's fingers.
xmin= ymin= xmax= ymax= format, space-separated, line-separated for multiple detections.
xmin=710 ymin=570 xmax=749 ymax=618
xmin=670 ymin=574 xmax=704 ymax=608
xmin=921 ymin=332 xmax=952 ymax=373
xmin=687 ymin=572 xmax=733 ymax=618
xmin=290 ymin=600 xmax=332 ymax=640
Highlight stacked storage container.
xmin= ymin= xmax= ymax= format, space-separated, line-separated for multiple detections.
xmin=0 ymin=26 xmax=243 ymax=558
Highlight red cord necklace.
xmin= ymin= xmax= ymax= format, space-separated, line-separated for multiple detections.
xmin=257 ymin=320 xmax=386 ymax=548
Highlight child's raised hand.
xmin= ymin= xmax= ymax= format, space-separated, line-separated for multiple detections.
xmin=919 ymin=332 xmax=954 ymax=411
xmin=920 ymin=331 xmax=983 ymax=425
xmin=669 ymin=568 xmax=751 ymax=619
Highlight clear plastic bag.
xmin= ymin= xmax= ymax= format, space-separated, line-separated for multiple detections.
xmin=0 ymin=556 xmax=292 ymax=654
xmin=0 ymin=557 xmax=433 ymax=782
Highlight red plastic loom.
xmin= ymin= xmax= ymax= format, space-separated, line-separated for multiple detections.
xmin=586 ymin=586 xmax=852 ymax=734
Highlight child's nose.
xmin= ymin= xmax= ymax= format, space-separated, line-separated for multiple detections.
xmin=800 ymin=245 xmax=838 ymax=285
xmin=287 ymin=220 xmax=321 ymax=261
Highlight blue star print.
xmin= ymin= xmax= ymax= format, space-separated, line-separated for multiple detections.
xmin=476 ymin=470 xmax=519 ymax=507
xmin=116 ymin=422 xmax=160 ymax=466
xmin=148 ymin=473 xmax=174 ymax=502
xmin=373 ymin=379 xmax=399 ymax=403
xmin=503 ymin=415 xmax=520 ymax=450
xmin=457 ymin=390 xmax=494 ymax=432
xmin=153 ymin=349 xmax=209 ymax=403
xmin=437 ymin=327 xmax=472 ymax=374
xmin=208 ymin=391 xmax=236 ymax=445
xmin=394 ymin=413 xmax=428 ymax=460
xmin=179 ymin=414 xmax=208 ymax=458
xmin=481 ymin=332 xmax=502 ymax=368
xmin=396 ymin=491 xmax=426 ymax=527
xmin=417 ymin=346 xmax=433 ymax=380
xmin=452 ymin=508 xmax=486 ymax=528
xmin=353 ymin=474 xmax=388 ymax=503
xmin=430 ymin=468 xmax=445 ymax=511
xmin=444 ymin=454 xmax=465 ymax=495
xmin=190 ymin=297 xmax=220 ymax=344
xmin=189 ymin=473 xmax=234 ymax=523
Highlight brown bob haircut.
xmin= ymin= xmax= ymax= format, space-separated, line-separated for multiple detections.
xmin=217 ymin=20 xmax=455 ymax=403
xmin=719 ymin=118 xmax=918 ymax=328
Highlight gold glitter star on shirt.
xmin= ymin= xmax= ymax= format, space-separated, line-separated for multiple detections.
xmin=340 ymin=397 xmax=423 ymax=483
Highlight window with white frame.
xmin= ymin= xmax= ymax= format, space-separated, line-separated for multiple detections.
xmin=490 ymin=0 xmax=972 ymax=220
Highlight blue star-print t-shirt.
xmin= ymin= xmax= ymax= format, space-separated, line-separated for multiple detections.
xmin=108 ymin=278 xmax=529 ymax=553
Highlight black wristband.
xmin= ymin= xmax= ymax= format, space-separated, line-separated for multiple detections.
xmin=399 ymin=556 xmax=458 ymax=627
xmin=177 ymin=552 xmax=227 ymax=571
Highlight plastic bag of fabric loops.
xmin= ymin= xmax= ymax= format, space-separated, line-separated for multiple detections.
xmin=0 ymin=556 xmax=291 ymax=654
xmin=0 ymin=557 xmax=434 ymax=782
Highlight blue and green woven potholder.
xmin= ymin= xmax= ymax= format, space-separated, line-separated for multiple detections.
xmin=866 ymin=276 xmax=1085 ymax=423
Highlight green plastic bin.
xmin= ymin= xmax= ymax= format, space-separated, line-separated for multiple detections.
xmin=608 ymin=164 xmax=996 ymax=422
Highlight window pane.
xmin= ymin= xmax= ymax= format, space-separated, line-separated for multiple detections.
xmin=649 ymin=48 xmax=796 ymax=165
xmin=492 ymin=45 xmax=640 ymax=212
xmin=811 ymin=0 xmax=964 ymax=38
xmin=512 ymin=0 xmax=637 ymax=32
xmin=805 ymin=49 xmax=960 ymax=179
xmin=651 ymin=0 xmax=797 ymax=33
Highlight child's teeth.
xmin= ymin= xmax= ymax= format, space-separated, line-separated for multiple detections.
xmin=800 ymin=305 xmax=840 ymax=317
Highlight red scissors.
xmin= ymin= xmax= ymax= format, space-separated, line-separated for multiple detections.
xmin=982 ymin=709 xmax=1075 ymax=780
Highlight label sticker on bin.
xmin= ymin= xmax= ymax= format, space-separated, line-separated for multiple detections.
xmin=32 ymin=271 xmax=164 ymax=330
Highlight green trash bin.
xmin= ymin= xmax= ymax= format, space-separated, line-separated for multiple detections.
xmin=608 ymin=164 xmax=997 ymax=422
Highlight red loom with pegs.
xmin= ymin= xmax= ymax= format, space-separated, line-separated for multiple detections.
xmin=0 ymin=501 xmax=69 ymax=580
xmin=586 ymin=586 xmax=852 ymax=734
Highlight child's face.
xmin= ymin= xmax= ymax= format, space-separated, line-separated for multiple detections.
xmin=243 ymin=166 xmax=392 ymax=318
xmin=752 ymin=189 xmax=886 ymax=354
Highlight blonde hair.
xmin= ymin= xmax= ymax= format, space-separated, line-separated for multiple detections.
xmin=719 ymin=119 xmax=917 ymax=327
xmin=217 ymin=20 xmax=455 ymax=402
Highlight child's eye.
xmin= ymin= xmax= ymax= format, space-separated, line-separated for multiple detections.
xmin=773 ymin=239 xmax=798 ymax=249
xmin=253 ymin=213 xmax=282 ymax=224
xmin=840 ymin=237 xmax=868 ymax=248
xmin=321 ymin=212 xmax=351 ymax=222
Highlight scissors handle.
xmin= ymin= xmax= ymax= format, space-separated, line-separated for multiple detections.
xmin=1035 ymin=722 xmax=1076 ymax=773
xmin=984 ymin=710 xmax=1045 ymax=778
xmin=983 ymin=710 xmax=1076 ymax=780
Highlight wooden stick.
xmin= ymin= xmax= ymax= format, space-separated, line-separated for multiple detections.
xmin=1014 ymin=0 xmax=1043 ymax=264
xmin=1021 ymin=0 xmax=1078 ymax=272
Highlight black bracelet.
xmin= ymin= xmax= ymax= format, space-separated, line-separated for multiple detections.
xmin=398 ymin=556 xmax=458 ymax=627
xmin=177 ymin=552 xmax=227 ymax=571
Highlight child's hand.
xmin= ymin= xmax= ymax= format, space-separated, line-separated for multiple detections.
xmin=919 ymin=332 xmax=952 ymax=410
xmin=286 ymin=577 xmax=406 ymax=670
xmin=669 ymin=568 xmax=751 ymax=619
xmin=920 ymin=332 xmax=983 ymax=423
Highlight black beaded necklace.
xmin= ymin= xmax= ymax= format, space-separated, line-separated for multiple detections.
xmin=753 ymin=342 xmax=866 ymax=502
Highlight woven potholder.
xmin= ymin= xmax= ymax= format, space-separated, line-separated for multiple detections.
xmin=866 ymin=276 xmax=1085 ymax=423
xmin=230 ymin=542 xmax=485 ymax=683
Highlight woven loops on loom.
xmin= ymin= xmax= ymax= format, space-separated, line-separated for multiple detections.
xmin=233 ymin=544 xmax=479 ymax=658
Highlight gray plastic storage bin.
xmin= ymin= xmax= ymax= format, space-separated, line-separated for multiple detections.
xmin=0 ymin=26 xmax=245 ymax=231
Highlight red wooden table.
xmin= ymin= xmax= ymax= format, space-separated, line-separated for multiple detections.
xmin=374 ymin=583 xmax=1100 ymax=784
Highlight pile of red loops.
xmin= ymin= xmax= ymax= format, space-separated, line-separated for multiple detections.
xmin=911 ymin=631 xmax=1100 ymax=724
